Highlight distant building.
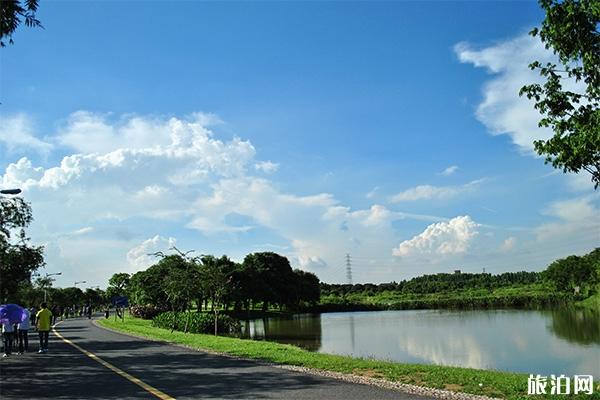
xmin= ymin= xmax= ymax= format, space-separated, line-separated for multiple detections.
xmin=454 ymin=269 xmax=461 ymax=274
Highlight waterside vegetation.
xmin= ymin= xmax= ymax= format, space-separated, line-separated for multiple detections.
xmin=317 ymin=249 xmax=599 ymax=312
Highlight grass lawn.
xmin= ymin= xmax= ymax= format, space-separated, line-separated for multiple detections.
xmin=97 ymin=315 xmax=598 ymax=400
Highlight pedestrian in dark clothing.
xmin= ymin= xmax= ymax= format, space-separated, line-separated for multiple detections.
xmin=12 ymin=323 xmax=18 ymax=352
xmin=29 ymin=307 xmax=37 ymax=326
xmin=51 ymin=305 xmax=59 ymax=324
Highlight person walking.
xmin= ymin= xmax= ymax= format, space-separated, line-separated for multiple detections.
xmin=2 ymin=320 xmax=14 ymax=357
xmin=17 ymin=307 xmax=31 ymax=354
xmin=35 ymin=303 xmax=53 ymax=353
xmin=51 ymin=305 xmax=59 ymax=324
xmin=29 ymin=306 xmax=37 ymax=326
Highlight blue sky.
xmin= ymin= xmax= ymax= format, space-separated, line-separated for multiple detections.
xmin=1 ymin=1 xmax=598 ymax=288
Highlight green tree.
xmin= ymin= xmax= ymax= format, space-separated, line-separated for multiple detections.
xmin=107 ymin=272 xmax=131 ymax=299
xmin=84 ymin=288 xmax=105 ymax=308
xmin=60 ymin=287 xmax=85 ymax=307
xmin=0 ymin=0 xmax=42 ymax=47
xmin=520 ymin=0 xmax=600 ymax=188
xmin=242 ymin=252 xmax=296 ymax=311
xmin=0 ymin=195 xmax=44 ymax=302
xmin=129 ymin=266 xmax=170 ymax=307
xmin=544 ymin=251 xmax=599 ymax=293
xmin=129 ymin=254 xmax=201 ymax=313
xmin=162 ymin=256 xmax=200 ymax=307
xmin=200 ymin=255 xmax=235 ymax=335
xmin=292 ymin=269 xmax=321 ymax=308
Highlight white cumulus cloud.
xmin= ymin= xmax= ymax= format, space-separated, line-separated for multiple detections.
xmin=454 ymin=34 xmax=586 ymax=154
xmin=127 ymin=235 xmax=178 ymax=272
xmin=501 ymin=236 xmax=516 ymax=252
xmin=536 ymin=196 xmax=600 ymax=241
xmin=440 ymin=165 xmax=459 ymax=176
xmin=254 ymin=161 xmax=279 ymax=173
xmin=3 ymin=111 xmax=450 ymax=283
xmin=390 ymin=179 xmax=484 ymax=202
xmin=0 ymin=114 xmax=53 ymax=154
xmin=393 ymin=216 xmax=480 ymax=257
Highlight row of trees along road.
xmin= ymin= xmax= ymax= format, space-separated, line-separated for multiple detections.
xmin=108 ymin=250 xmax=321 ymax=315
xmin=0 ymin=195 xmax=45 ymax=303
xmin=19 ymin=284 xmax=107 ymax=310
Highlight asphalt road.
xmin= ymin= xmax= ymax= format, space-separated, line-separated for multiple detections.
xmin=0 ymin=317 xmax=435 ymax=399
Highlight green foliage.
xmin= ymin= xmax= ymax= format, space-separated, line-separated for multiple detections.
xmin=240 ymin=252 xmax=298 ymax=310
xmin=129 ymin=305 xmax=169 ymax=320
xmin=317 ymin=284 xmax=569 ymax=312
xmin=0 ymin=0 xmax=42 ymax=47
xmin=200 ymin=254 xmax=236 ymax=310
xmin=321 ymin=271 xmax=543 ymax=298
xmin=152 ymin=311 xmax=240 ymax=334
xmin=83 ymin=288 xmax=106 ymax=306
xmin=0 ymin=196 xmax=44 ymax=303
xmin=544 ymin=248 xmax=600 ymax=293
xmin=242 ymin=252 xmax=289 ymax=309
xmin=162 ymin=255 xmax=201 ymax=311
xmin=129 ymin=265 xmax=169 ymax=307
xmin=50 ymin=287 xmax=85 ymax=307
xmin=319 ymin=249 xmax=599 ymax=311
xmin=107 ymin=272 xmax=131 ymax=298
xmin=520 ymin=0 xmax=600 ymax=188
xmin=117 ymin=250 xmax=321 ymax=318
xmin=292 ymin=269 xmax=321 ymax=306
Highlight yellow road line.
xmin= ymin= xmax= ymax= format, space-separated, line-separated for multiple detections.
xmin=52 ymin=323 xmax=176 ymax=400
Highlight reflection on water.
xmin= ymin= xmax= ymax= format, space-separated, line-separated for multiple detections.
xmin=545 ymin=307 xmax=600 ymax=345
xmin=241 ymin=308 xmax=600 ymax=377
xmin=240 ymin=314 xmax=322 ymax=351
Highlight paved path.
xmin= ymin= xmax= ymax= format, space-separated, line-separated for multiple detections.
xmin=1 ymin=317 xmax=435 ymax=399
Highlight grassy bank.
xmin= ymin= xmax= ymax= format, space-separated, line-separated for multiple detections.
xmin=97 ymin=316 xmax=596 ymax=400
xmin=577 ymin=292 xmax=600 ymax=310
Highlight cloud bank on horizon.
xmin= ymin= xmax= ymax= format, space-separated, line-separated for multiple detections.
xmin=1 ymin=32 xmax=598 ymax=288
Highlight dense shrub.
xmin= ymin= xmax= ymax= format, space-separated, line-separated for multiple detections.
xmin=129 ymin=305 xmax=169 ymax=320
xmin=152 ymin=311 xmax=240 ymax=334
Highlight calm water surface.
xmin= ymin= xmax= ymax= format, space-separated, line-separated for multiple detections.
xmin=240 ymin=308 xmax=600 ymax=377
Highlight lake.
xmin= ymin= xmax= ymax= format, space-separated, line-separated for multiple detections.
xmin=240 ymin=308 xmax=600 ymax=377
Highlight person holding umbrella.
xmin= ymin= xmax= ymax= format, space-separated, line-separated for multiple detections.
xmin=0 ymin=303 xmax=26 ymax=357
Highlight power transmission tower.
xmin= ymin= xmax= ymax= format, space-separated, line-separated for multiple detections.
xmin=345 ymin=253 xmax=353 ymax=284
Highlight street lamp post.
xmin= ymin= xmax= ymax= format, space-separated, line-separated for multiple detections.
xmin=44 ymin=272 xmax=62 ymax=302
xmin=0 ymin=188 xmax=21 ymax=195
xmin=43 ymin=272 xmax=62 ymax=302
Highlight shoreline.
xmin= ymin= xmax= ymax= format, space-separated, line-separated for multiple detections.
xmin=96 ymin=316 xmax=542 ymax=400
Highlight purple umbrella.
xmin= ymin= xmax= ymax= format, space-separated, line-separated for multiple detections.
xmin=0 ymin=304 xmax=26 ymax=325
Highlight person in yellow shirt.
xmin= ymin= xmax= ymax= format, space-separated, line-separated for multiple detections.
xmin=35 ymin=303 xmax=53 ymax=353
